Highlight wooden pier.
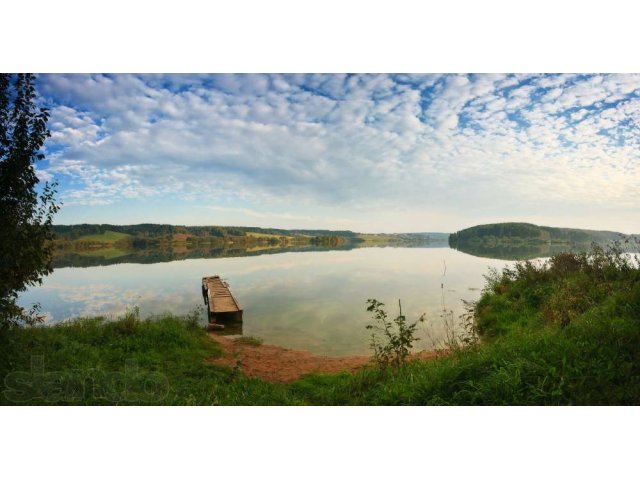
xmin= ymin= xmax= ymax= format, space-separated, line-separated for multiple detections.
xmin=201 ymin=276 xmax=243 ymax=325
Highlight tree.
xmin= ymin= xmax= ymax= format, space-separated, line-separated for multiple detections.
xmin=0 ymin=73 xmax=59 ymax=328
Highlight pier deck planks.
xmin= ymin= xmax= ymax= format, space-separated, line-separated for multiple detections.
xmin=202 ymin=276 xmax=243 ymax=322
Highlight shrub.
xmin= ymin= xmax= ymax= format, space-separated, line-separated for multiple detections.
xmin=474 ymin=242 xmax=640 ymax=336
xmin=365 ymin=299 xmax=424 ymax=368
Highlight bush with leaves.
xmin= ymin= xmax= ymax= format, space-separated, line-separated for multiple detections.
xmin=365 ymin=299 xmax=424 ymax=368
xmin=0 ymin=73 xmax=58 ymax=329
xmin=474 ymin=241 xmax=640 ymax=338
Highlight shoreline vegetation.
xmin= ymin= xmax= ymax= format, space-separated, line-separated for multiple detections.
xmin=2 ymin=243 xmax=639 ymax=405
xmin=50 ymin=222 xmax=638 ymax=268
xmin=52 ymin=224 xmax=356 ymax=255
xmin=449 ymin=222 xmax=636 ymax=260
xmin=50 ymin=224 xmax=449 ymax=267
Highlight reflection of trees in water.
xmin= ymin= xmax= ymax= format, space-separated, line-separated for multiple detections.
xmin=52 ymin=240 xmax=450 ymax=268
xmin=52 ymin=245 xmax=336 ymax=268
xmin=452 ymin=242 xmax=592 ymax=260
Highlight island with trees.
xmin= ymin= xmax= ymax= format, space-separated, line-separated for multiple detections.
xmin=448 ymin=222 xmax=632 ymax=259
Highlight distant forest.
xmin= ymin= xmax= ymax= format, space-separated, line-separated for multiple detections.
xmin=449 ymin=222 xmax=626 ymax=248
xmin=52 ymin=224 xmax=360 ymax=240
xmin=50 ymin=224 xmax=360 ymax=254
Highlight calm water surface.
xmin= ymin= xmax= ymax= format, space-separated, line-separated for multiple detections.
xmin=19 ymin=247 xmax=520 ymax=356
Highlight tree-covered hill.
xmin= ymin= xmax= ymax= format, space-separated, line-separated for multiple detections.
xmin=52 ymin=223 xmax=361 ymax=240
xmin=449 ymin=222 xmax=627 ymax=249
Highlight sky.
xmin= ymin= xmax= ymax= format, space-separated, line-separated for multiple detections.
xmin=36 ymin=73 xmax=640 ymax=234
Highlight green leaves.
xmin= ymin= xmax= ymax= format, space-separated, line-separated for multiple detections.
xmin=0 ymin=73 xmax=58 ymax=328
xmin=365 ymin=298 xmax=423 ymax=369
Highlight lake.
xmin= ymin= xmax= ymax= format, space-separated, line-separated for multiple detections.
xmin=17 ymin=245 xmax=527 ymax=356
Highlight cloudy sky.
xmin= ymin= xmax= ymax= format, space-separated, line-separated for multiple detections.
xmin=37 ymin=73 xmax=639 ymax=233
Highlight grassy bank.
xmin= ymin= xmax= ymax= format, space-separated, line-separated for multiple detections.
xmin=297 ymin=245 xmax=639 ymax=405
xmin=309 ymin=245 xmax=640 ymax=405
xmin=0 ymin=310 xmax=298 ymax=405
xmin=2 ymin=245 xmax=639 ymax=405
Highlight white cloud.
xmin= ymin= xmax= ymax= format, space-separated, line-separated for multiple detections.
xmin=37 ymin=73 xmax=640 ymax=233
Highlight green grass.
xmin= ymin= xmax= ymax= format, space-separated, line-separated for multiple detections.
xmin=246 ymin=232 xmax=292 ymax=240
xmin=77 ymin=230 xmax=132 ymax=243
xmin=292 ymin=312 xmax=640 ymax=405
xmin=357 ymin=233 xmax=404 ymax=243
xmin=2 ymin=245 xmax=639 ymax=405
xmin=302 ymin=245 xmax=640 ymax=405
xmin=0 ymin=311 xmax=297 ymax=405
